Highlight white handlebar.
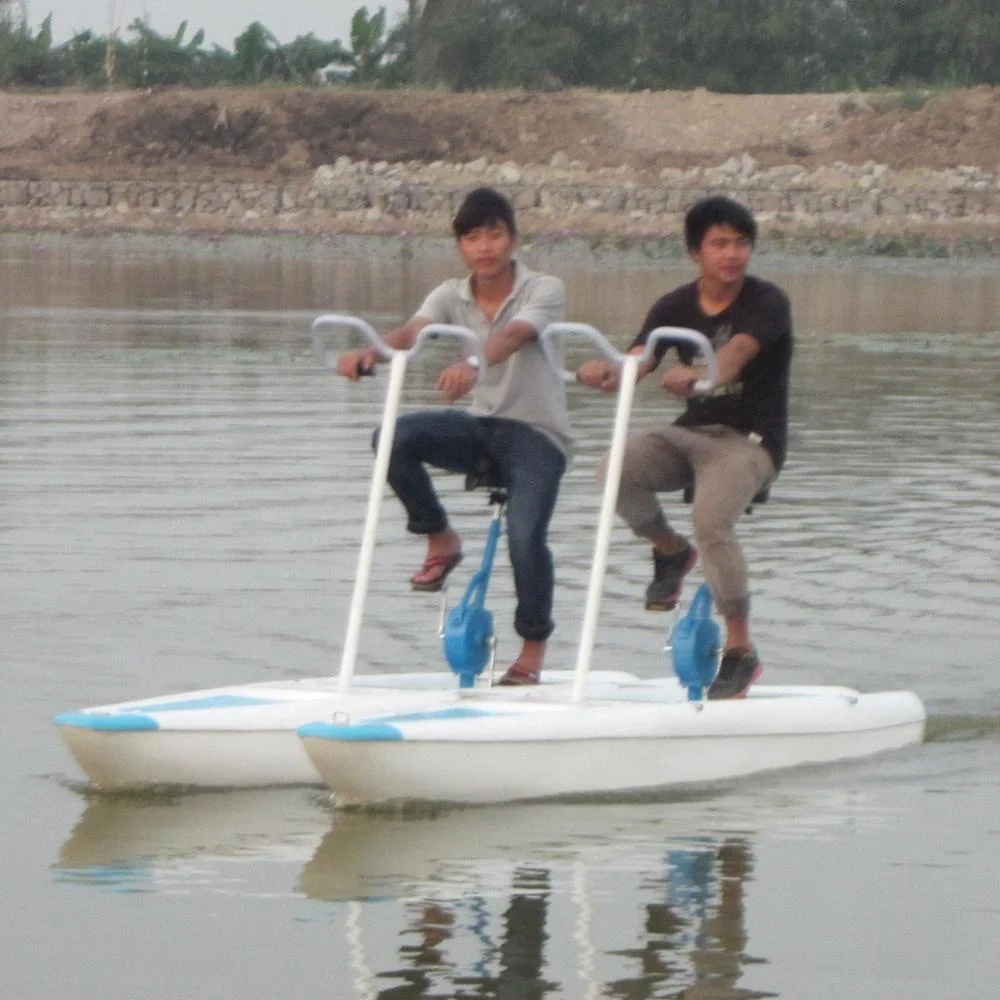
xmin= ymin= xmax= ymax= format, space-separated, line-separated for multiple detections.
xmin=311 ymin=313 xmax=486 ymax=382
xmin=643 ymin=327 xmax=718 ymax=393
xmin=540 ymin=322 xmax=718 ymax=394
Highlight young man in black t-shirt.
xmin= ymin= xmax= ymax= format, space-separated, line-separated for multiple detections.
xmin=577 ymin=196 xmax=792 ymax=699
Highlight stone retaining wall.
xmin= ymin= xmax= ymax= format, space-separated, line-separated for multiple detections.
xmin=4 ymin=156 xmax=1000 ymax=235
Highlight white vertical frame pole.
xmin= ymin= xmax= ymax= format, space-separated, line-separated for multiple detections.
xmin=571 ymin=353 xmax=639 ymax=703
xmin=337 ymin=349 xmax=407 ymax=693
xmin=539 ymin=323 xmax=716 ymax=705
xmin=311 ymin=315 xmax=485 ymax=695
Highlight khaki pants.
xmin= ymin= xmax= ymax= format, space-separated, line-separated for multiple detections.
xmin=598 ymin=424 xmax=775 ymax=619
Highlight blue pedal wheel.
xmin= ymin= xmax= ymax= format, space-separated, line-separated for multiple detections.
xmin=444 ymin=605 xmax=494 ymax=688
xmin=670 ymin=583 xmax=721 ymax=700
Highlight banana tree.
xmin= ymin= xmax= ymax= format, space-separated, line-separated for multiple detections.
xmin=348 ymin=6 xmax=389 ymax=84
xmin=0 ymin=12 xmax=66 ymax=86
xmin=122 ymin=18 xmax=207 ymax=86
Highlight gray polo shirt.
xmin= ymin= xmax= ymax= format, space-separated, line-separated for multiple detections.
xmin=414 ymin=261 xmax=572 ymax=455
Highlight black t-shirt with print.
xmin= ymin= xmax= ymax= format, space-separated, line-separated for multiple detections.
xmin=629 ymin=275 xmax=793 ymax=472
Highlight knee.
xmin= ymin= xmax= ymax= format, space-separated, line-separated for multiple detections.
xmin=597 ymin=446 xmax=641 ymax=488
xmin=691 ymin=509 xmax=735 ymax=550
xmin=610 ymin=440 xmax=655 ymax=489
xmin=374 ymin=415 xmax=418 ymax=456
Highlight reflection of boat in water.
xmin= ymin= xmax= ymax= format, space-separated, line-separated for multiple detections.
xmin=300 ymin=804 xmax=771 ymax=998
xmin=56 ymin=789 xmax=775 ymax=997
xmin=57 ymin=782 xmax=905 ymax=997
xmin=55 ymin=789 xmax=327 ymax=879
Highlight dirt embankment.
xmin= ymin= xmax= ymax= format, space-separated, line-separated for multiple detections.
xmin=3 ymin=86 xmax=1000 ymax=248
xmin=3 ymin=86 xmax=1000 ymax=182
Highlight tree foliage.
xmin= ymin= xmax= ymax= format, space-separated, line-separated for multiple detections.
xmin=231 ymin=21 xmax=283 ymax=84
xmin=0 ymin=13 xmax=65 ymax=86
xmin=348 ymin=6 xmax=389 ymax=84
xmin=409 ymin=0 xmax=1000 ymax=91
xmin=119 ymin=18 xmax=209 ymax=87
xmin=1 ymin=1 xmax=999 ymax=93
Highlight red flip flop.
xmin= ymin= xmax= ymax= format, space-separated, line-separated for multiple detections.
xmin=494 ymin=662 xmax=541 ymax=686
xmin=410 ymin=551 xmax=463 ymax=592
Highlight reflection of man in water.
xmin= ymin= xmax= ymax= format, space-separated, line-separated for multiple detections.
xmin=686 ymin=841 xmax=768 ymax=999
xmin=608 ymin=839 xmax=767 ymax=999
xmin=495 ymin=866 xmax=556 ymax=998
xmin=388 ymin=865 xmax=557 ymax=998
xmin=383 ymin=843 xmax=759 ymax=999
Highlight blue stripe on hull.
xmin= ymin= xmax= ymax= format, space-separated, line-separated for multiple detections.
xmin=371 ymin=707 xmax=494 ymax=724
xmin=299 ymin=707 xmax=497 ymax=742
xmin=299 ymin=722 xmax=403 ymax=742
xmin=54 ymin=694 xmax=280 ymax=732
xmin=124 ymin=694 xmax=278 ymax=713
xmin=55 ymin=711 xmax=160 ymax=732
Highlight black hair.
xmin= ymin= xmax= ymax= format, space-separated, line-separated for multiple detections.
xmin=684 ymin=196 xmax=757 ymax=252
xmin=452 ymin=187 xmax=517 ymax=239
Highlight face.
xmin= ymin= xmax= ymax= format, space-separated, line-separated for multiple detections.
xmin=690 ymin=223 xmax=753 ymax=287
xmin=457 ymin=221 xmax=517 ymax=281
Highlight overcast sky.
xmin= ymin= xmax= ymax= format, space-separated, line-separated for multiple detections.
xmin=29 ymin=0 xmax=409 ymax=47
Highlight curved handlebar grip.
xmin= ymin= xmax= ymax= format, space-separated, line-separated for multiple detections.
xmin=540 ymin=322 xmax=718 ymax=393
xmin=411 ymin=323 xmax=487 ymax=383
xmin=310 ymin=314 xmax=486 ymax=383
xmin=642 ymin=327 xmax=718 ymax=393
xmin=311 ymin=313 xmax=391 ymax=371
xmin=539 ymin=321 xmax=628 ymax=381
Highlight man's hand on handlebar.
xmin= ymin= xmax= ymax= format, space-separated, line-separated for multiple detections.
xmin=662 ymin=364 xmax=702 ymax=398
xmin=576 ymin=359 xmax=620 ymax=393
xmin=337 ymin=347 xmax=380 ymax=380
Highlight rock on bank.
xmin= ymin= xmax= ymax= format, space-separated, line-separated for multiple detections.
xmin=4 ymin=155 xmax=1000 ymax=243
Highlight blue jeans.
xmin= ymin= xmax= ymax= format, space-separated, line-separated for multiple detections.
xmin=374 ymin=411 xmax=567 ymax=642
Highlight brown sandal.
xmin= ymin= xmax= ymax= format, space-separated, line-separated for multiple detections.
xmin=410 ymin=551 xmax=463 ymax=592
xmin=494 ymin=662 xmax=541 ymax=686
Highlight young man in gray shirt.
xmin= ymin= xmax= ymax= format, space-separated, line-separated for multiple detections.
xmin=337 ymin=187 xmax=570 ymax=685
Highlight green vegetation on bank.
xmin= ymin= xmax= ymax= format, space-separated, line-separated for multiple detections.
xmin=2 ymin=0 xmax=999 ymax=93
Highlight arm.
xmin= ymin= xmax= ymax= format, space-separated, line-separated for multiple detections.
xmin=436 ymin=317 xmax=541 ymax=402
xmin=662 ymin=333 xmax=761 ymax=398
xmin=437 ymin=275 xmax=566 ymax=401
xmin=576 ymin=345 xmax=657 ymax=393
xmin=662 ymin=285 xmax=788 ymax=397
xmin=576 ymin=294 xmax=668 ymax=393
xmin=482 ymin=273 xmax=565 ymax=366
xmin=336 ymin=315 xmax=431 ymax=380
xmin=335 ymin=278 xmax=459 ymax=379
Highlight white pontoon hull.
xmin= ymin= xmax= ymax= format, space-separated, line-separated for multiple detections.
xmin=54 ymin=671 xmax=637 ymax=790
xmin=299 ymin=684 xmax=927 ymax=805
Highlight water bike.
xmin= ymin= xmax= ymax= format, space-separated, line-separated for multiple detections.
xmin=53 ymin=317 xmax=642 ymax=790
xmin=294 ymin=319 xmax=924 ymax=804
xmin=55 ymin=316 xmax=925 ymax=797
